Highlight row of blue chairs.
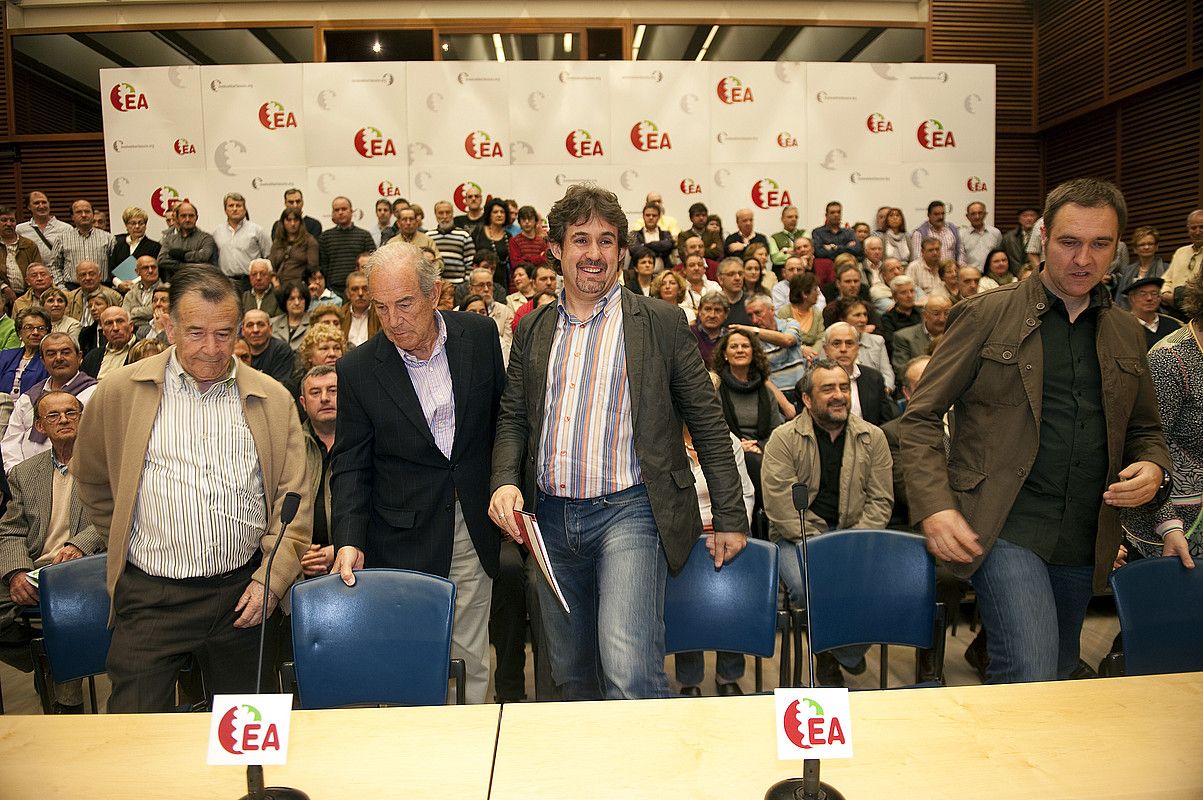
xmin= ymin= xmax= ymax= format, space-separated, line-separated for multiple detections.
xmin=8 ymin=530 xmax=1202 ymax=712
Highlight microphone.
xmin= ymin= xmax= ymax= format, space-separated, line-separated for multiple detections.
xmin=241 ymin=491 xmax=310 ymax=800
xmin=765 ymin=483 xmax=845 ymax=800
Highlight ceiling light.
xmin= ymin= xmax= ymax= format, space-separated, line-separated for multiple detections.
xmin=563 ymin=32 xmax=572 ymax=52
xmin=493 ymin=33 xmax=506 ymax=62
xmin=695 ymin=25 xmax=718 ymax=62
xmin=441 ymin=41 xmax=449 ymax=52
xmin=371 ymin=40 xmax=382 ymax=54
xmin=632 ymin=24 xmax=645 ymax=60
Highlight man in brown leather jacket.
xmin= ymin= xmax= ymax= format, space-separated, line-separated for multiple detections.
xmin=901 ymin=178 xmax=1189 ymax=684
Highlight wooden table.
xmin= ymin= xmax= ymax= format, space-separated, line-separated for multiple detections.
xmin=0 ymin=703 xmax=500 ymax=799
xmin=490 ymin=673 xmax=1203 ymax=799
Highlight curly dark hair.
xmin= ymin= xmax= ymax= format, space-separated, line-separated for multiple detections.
xmin=546 ymin=184 xmax=628 ymax=247
xmin=482 ymin=197 xmax=511 ymax=230
xmin=711 ymin=328 xmax=770 ymax=380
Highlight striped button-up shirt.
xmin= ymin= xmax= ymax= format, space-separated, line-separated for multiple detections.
xmin=538 ymin=283 xmax=641 ymax=498
xmin=399 ymin=311 xmax=455 ymax=460
xmin=213 ymin=219 xmax=272 ymax=278
xmin=127 ymin=353 xmax=266 ymax=578
xmin=50 ymin=226 xmax=115 ymax=285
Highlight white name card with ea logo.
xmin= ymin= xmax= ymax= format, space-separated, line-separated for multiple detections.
xmin=774 ymin=687 xmax=854 ymax=760
xmin=207 ymin=694 xmax=294 ymax=766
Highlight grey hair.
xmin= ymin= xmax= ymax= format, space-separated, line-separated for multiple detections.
xmin=889 ymin=274 xmax=915 ymax=290
xmin=698 ymin=290 xmax=729 ymax=310
xmin=223 ymin=192 xmax=246 ymax=205
xmin=823 ymin=321 xmax=858 ymax=344
xmin=745 ymin=293 xmax=774 ymax=313
xmin=248 ymin=258 xmax=273 ymax=272
xmin=798 ymin=357 xmax=848 ymax=396
xmin=362 ymin=240 xmax=442 ymax=295
xmin=302 ymin=363 xmax=337 ymax=393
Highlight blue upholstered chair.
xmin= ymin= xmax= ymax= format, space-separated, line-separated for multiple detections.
xmin=1107 ymin=556 xmax=1203 ymax=676
xmin=286 ymin=569 xmax=464 ymax=709
xmin=30 ymin=554 xmax=111 ymax=713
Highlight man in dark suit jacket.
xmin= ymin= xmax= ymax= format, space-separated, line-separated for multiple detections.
xmin=331 ymin=241 xmax=505 ymax=705
xmin=812 ymin=321 xmax=897 ymax=426
xmin=488 ymin=185 xmax=748 ymax=701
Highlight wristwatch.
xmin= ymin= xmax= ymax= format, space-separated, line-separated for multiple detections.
xmin=1154 ymin=468 xmax=1173 ymax=505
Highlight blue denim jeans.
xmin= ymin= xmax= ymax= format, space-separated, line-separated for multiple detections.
xmin=970 ymin=537 xmax=1095 ymax=683
xmin=535 ymin=485 xmax=670 ymax=700
xmin=776 ymin=539 xmax=870 ymax=670
xmin=673 ymin=650 xmax=746 ymax=688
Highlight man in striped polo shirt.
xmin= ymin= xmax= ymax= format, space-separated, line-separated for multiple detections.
xmin=428 ymin=201 xmax=476 ymax=285
xmin=318 ymin=196 xmax=375 ymax=295
xmin=490 ymin=184 xmax=748 ymax=700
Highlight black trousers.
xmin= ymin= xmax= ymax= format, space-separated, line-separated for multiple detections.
xmin=106 ymin=559 xmax=278 ymax=713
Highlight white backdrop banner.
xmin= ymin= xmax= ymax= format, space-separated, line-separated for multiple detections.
xmin=102 ymin=62 xmax=994 ymax=235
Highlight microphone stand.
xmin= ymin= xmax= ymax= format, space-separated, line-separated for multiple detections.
xmin=241 ymin=492 xmax=309 ymax=800
xmin=766 ymin=483 xmax=846 ymax=800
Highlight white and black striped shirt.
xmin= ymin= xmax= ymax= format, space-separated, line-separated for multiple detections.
xmin=127 ymin=353 xmax=266 ymax=578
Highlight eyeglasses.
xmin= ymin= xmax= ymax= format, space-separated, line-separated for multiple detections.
xmin=21 ymin=325 xmax=49 ymax=333
xmin=40 ymin=409 xmax=80 ymax=422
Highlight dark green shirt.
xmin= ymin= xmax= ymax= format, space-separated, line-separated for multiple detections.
xmin=812 ymin=425 xmax=846 ymax=530
xmin=999 ymin=286 xmax=1109 ymax=565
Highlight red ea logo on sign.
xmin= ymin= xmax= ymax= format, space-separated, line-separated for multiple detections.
xmin=465 ymin=131 xmax=503 ymax=160
xmin=716 ymin=76 xmax=754 ymax=104
xmin=917 ymin=119 xmax=956 ymax=149
xmin=866 ymin=113 xmax=894 ymax=133
xmin=565 ymin=129 xmax=604 ymax=158
xmin=259 ymin=101 xmax=297 ymax=130
xmin=173 ymin=138 xmax=196 ymax=155
xmin=630 ymin=120 xmax=672 ymax=152
xmin=355 ymin=127 xmax=397 ymax=158
xmin=110 ymin=83 xmax=149 ymax=112
xmin=782 ymin=698 xmax=847 ymax=750
xmin=217 ymin=704 xmax=282 ymax=755
xmin=150 ymin=186 xmax=186 ymax=218
xmin=752 ymin=178 xmax=792 ymax=209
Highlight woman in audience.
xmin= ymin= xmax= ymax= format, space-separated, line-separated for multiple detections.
xmin=882 ymin=207 xmax=910 ymax=263
xmin=458 ymin=294 xmax=489 ymax=316
xmin=271 ymin=208 xmax=320 ymax=287
xmin=704 ymin=214 xmax=726 ymax=261
xmin=839 ymin=297 xmax=894 ymax=391
xmin=474 ymin=199 xmax=512 ymax=290
xmin=271 ymin=281 xmax=310 ymax=351
xmin=978 ymin=247 xmax=1017 ymax=292
xmin=40 ymin=288 xmax=80 ymax=346
xmin=744 ymin=241 xmax=776 ymax=292
xmin=1121 ymin=269 xmax=1203 ymax=565
xmin=779 ymin=273 xmax=825 ymax=358
xmin=651 ymin=269 xmax=694 ymax=323
xmin=1112 ymin=226 xmax=1166 ymax=310
xmin=109 ymin=206 xmax=158 ymax=282
xmin=304 ymin=266 xmax=341 ymax=308
xmin=506 ymin=263 xmax=536 ymax=311
xmin=624 ymin=250 xmax=657 ymax=296
xmin=127 ymin=338 xmax=166 ymax=363
xmin=743 ymin=256 xmax=771 ymax=299
xmin=308 ymin=303 xmax=342 ymax=330
xmin=78 ymin=293 xmax=112 ymax=357
xmin=292 ymin=324 xmax=348 ymax=393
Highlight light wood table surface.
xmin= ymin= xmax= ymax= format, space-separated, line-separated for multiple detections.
xmin=0 ymin=703 xmax=500 ymax=799
xmin=491 ymin=673 xmax=1203 ymax=799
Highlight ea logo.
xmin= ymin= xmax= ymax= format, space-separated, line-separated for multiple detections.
xmin=465 ymin=131 xmax=503 ymax=160
xmin=716 ymin=76 xmax=754 ymax=104
xmin=776 ymin=132 xmax=799 ymax=149
xmin=109 ymin=83 xmax=148 ymax=112
xmin=917 ymin=119 xmax=956 ymax=149
xmin=150 ymin=186 xmax=185 ymax=218
xmin=782 ymin=698 xmax=846 ymax=750
xmin=966 ymin=175 xmax=989 ymax=192
xmin=866 ymin=113 xmax=894 ymax=133
xmin=217 ymin=704 xmax=282 ymax=756
xmin=378 ymin=180 xmax=405 ymax=197
xmin=173 ymin=138 xmax=196 ymax=156
xmin=259 ymin=101 xmax=297 ymax=130
xmin=630 ymin=120 xmax=672 ymax=152
xmin=679 ymin=178 xmax=703 ymax=195
xmin=453 ymin=182 xmax=484 ymax=212
xmin=751 ymin=178 xmax=792 ymax=210
xmin=565 ymin=129 xmax=604 ymax=158
xmin=354 ymin=127 xmax=398 ymax=159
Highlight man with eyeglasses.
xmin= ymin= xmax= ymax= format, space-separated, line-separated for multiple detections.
xmin=453 ymin=188 xmax=487 ymax=237
xmin=2 ymin=333 xmax=96 ymax=473
xmin=0 ymin=390 xmax=104 ymax=712
xmin=1124 ymin=276 xmax=1181 ymax=350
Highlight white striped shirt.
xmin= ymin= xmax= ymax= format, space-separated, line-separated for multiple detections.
xmin=50 ymin=226 xmax=115 ymax=285
xmin=538 ymin=283 xmax=641 ymax=498
xmin=399 ymin=311 xmax=455 ymax=460
xmin=127 ymin=352 xmax=266 ymax=578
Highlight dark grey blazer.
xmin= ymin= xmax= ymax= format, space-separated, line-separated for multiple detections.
xmin=490 ymin=286 xmax=748 ymax=573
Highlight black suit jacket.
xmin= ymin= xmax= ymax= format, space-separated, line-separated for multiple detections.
xmin=81 ymin=344 xmax=132 ymax=379
xmin=491 ymin=286 xmax=747 ymax=573
xmin=109 ymin=234 xmax=160 ymax=275
xmin=853 ymin=364 xmax=897 ymax=426
xmin=331 ymin=312 xmax=505 ymax=578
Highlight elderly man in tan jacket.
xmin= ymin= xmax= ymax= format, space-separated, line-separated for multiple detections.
xmin=761 ymin=358 xmax=893 ymax=686
xmin=72 ymin=266 xmax=312 ymax=713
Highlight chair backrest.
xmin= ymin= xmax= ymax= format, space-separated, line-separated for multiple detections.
xmin=289 ymin=569 xmax=456 ymax=709
xmin=1109 ymin=557 xmax=1203 ymax=676
xmin=664 ymin=537 xmax=779 ymax=658
xmin=38 ymin=554 xmax=112 ymax=683
xmin=804 ymin=529 xmax=935 ymax=653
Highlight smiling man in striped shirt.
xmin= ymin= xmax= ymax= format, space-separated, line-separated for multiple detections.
xmin=490 ymin=184 xmax=748 ymax=701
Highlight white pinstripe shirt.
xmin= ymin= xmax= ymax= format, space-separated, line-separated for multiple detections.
xmin=399 ymin=311 xmax=455 ymax=460
xmin=50 ymin=226 xmax=115 ymax=284
xmin=127 ymin=352 xmax=266 ymax=578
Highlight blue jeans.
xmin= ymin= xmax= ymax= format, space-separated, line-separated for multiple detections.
xmin=674 ymin=650 xmax=746 ymax=687
xmin=776 ymin=539 xmax=869 ymax=670
xmin=970 ymin=537 xmax=1095 ymax=683
xmin=535 ymin=485 xmax=670 ymax=700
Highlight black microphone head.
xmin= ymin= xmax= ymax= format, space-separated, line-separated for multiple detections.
xmin=791 ymin=483 xmax=809 ymax=512
xmin=280 ymin=492 xmax=302 ymax=526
